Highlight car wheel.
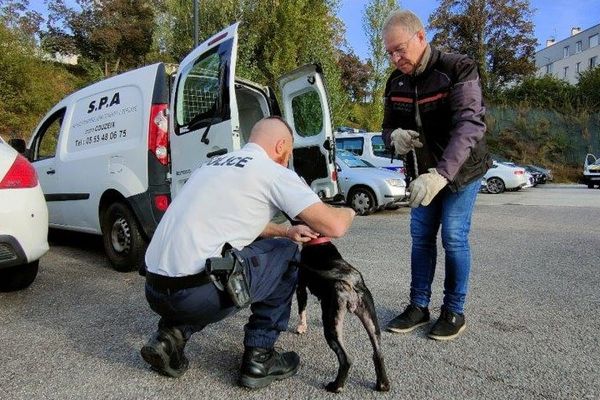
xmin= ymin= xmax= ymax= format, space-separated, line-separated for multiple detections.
xmin=348 ymin=187 xmax=377 ymax=215
xmin=0 ymin=260 xmax=39 ymax=292
xmin=102 ymin=202 xmax=147 ymax=272
xmin=486 ymin=177 xmax=505 ymax=194
xmin=588 ymin=183 xmax=595 ymax=189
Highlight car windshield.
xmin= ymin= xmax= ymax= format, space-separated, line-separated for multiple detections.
xmin=337 ymin=150 xmax=372 ymax=168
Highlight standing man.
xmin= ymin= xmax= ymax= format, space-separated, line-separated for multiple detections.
xmin=382 ymin=10 xmax=491 ymax=341
xmin=141 ymin=116 xmax=355 ymax=387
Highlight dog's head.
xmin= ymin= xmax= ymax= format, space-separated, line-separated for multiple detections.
xmin=300 ymin=239 xmax=342 ymax=270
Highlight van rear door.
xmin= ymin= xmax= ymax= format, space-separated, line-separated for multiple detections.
xmin=278 ymin=65 xmax=338 ymax=200
xmin=169 ymin=23 xmax=240 ymax=198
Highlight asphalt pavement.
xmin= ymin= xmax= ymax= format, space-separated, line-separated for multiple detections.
xmin=1 ymin=184 xmax=598 ymax=399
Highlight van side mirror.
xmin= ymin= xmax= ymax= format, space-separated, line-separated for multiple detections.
xmin=8 ymin=138 xmax=26 ymax=154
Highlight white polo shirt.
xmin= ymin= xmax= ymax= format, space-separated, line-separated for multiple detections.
xmin=145 ymin=143 xmax=321 ymax=277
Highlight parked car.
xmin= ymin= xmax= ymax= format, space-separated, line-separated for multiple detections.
xmin=481 ymin=161 xmax=528 ymax=194
xmin=0 ymin=137 xmax=49 ymax=291
xmin=525 ymin=164 xmax=553 ymax=183
xmin=335 ymin=150 xmax=406 ymax=215
xmin=523 ymin=167 xmax=543 ymax=185
xmin=335 ymin=131 xmax=405 ymax=174
xmin=582 ymin=154 xmax=600 ymax=189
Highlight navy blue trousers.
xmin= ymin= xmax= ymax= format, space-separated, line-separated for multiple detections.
xmin=145 ymin=238 xmax=300 ymax=349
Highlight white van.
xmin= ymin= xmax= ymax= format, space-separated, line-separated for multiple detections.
xmin=20 ymin=23 xmax=338 ymax=271
xmin=334 ymin=131 xmax=405 ymax=175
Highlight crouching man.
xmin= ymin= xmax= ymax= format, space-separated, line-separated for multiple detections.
xmin=140 ymin=116 xmax=355 ymax=389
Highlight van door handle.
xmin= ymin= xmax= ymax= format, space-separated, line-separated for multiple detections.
xmin=46 ymin=169 xmax=55 ymax=175
xmin=207 ymin=148 xmax=228 ymax=158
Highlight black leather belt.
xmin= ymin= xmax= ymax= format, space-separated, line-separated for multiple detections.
xmin=146 ymin=270 xmax=212 ymax=292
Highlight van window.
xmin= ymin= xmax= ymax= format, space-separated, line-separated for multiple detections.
xmin=174 ymin=39 xmax=232 ymax=134
xmin=291 ymin=90 xmax=323 ymax=137
xmin=371 ymin=135 xmax=390 ymax=157
xmin=336 ymin=137 xmax=364 ymax=156
xmin=32 ymin=108 xmax=66 ymax=161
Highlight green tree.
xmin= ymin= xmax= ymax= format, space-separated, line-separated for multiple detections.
xmin=428 ymin=0 xmax=537 ymax=96
xmin=497 ymin=74 xmax=577 ymax=111
xmin=0 ymin=0 xmax=42 ymax=43
xmin=44 ymin=0 xmax=156 ymax=76
xmin=577 ymin=66 xmax=600 ymax=111
xmin=153 ymin=0 xmax=349 ymax=126
xmin=0 ymin=24 xmax=79 ymax=139
xmin=362 ymin=0 xmax=399 ymax=131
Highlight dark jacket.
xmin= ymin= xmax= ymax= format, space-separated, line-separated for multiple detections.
xmin=382 ymin=46 xmax=492 ymax=191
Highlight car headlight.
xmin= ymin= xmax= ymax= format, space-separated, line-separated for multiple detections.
xmin=385 ymin=178 xmax=404 ymax=187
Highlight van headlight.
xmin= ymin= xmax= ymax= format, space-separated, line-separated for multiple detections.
xmin=385 ymin=178 xmax=404 ymax=187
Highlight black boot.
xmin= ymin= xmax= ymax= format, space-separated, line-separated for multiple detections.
xmin=239 ymin=347 xmax=300 ymax=389
xmin=140 ymin=327 xmax=189 ymax=378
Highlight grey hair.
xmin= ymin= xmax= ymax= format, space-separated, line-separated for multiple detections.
xmin=383 ymin=9 xmax=424 ymax=36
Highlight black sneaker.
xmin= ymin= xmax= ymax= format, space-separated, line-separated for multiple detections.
xmin=428 ymin=307 xmax=466 ymax=341
xmin=239 ymin=347 xmax=300 ymax=389
xmin=140 ymin=327 xmax=189 ymax=378
xmin=387 ymin=304 xmax=430 ymax=333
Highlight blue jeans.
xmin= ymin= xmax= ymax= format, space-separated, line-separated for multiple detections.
xmin=146 ymin=238 xmax=300 ymax=349
xmin=409 ymin=179 xmax=480 ymax=314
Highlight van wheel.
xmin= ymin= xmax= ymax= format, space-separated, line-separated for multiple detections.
xmin=102 ymin=202 xmax=147 ymax=272
xmin=348 ymin=187 xmax=377 ymax=215
xmin=0 ymin=261 xmax=39 ymax=292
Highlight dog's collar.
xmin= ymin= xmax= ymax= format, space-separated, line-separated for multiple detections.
xmin=304 ymin=236 xmax=332 ymax=246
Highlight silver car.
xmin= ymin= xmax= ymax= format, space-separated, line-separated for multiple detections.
xmin=336 ymin=150 xmax=407 ymax=215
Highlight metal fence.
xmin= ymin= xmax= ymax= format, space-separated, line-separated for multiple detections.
xmin=486 ymin=106 xmax=600 ymax=165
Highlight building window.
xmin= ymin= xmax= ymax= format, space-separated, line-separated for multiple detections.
xmin=545 ymin=63 xmax=553 ymax=74
xmin=576 ymin=62 xmax=581 ymax=73
xmin=591 ymin=56 xmax=598 ymax=69
xmin=563 ymin=66 xmax=568 ymax=78
xmin=576 ymin=41 xmax=582 ymax=52
xmin=590 ymin=34 xmax=599 ymax=48
xmin=563 ymin=46 xmax=569 ymax=58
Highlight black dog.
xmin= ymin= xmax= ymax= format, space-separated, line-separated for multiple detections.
xmin=295 ymin=238 xmax=390 ymax=393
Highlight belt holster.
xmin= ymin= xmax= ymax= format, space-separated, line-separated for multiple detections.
xmin=205 ymin=249 xmax=251 ymax=308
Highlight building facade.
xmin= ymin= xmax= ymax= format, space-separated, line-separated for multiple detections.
xmin=535 ymin=24 xmax=600 ymax=84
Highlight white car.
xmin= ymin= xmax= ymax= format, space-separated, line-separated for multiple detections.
xmin=0 ymin=137 xmax=49 ymax=291
xmin=335 ymin=131 xmax=405 ymax=174
xmin=482 ymin=161 xmax=528 ymax=194
xmin=583 ymin=153 xmax=600 ymax=189
xmin=336 ymin=150 xmax=407 ymax=215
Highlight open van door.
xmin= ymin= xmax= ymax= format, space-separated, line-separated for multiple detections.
xmin=169 ymin=23 xmax=241 ymax=197
xmin=278 ymin=65 xmax=339 ymax=201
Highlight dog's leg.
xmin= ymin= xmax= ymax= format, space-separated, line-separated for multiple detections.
xmin=295 ymin=281 xmax=308 ymax=334
xmin=354 ymin=287 xmax=390 ymax=392
xmin=321 ymin=293 xmax=352 ymax=393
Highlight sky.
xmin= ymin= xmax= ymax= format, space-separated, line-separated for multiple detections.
xmin=31 ymin=0 xmax=599 ymax=61
xmin=337 ymin=0 xmax=600 ymax=61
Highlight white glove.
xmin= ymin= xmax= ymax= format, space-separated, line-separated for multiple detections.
xmin=390 ymin=128 xmax=423 ymax=156
xmin=408 ymin=168 xmax=448 ymax=208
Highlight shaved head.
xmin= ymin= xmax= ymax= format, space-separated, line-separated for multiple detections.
xmin=249 ymin=117 xmax=294 ymax=166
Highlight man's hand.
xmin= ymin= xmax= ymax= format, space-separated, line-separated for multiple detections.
xmin=408 ymin=168 xmax=448 ymax=207
xmin=286 ymin=224 xmax=320 ymax=243
xmin=390 ymin=128 xmax=423 ymax=156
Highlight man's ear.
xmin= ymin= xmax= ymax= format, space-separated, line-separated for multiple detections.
xmin=275 ymin=138 xmax=285 ymax=155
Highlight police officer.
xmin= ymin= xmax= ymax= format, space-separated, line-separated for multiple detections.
xmin=141 ymin=116 xmax=355 ymax=388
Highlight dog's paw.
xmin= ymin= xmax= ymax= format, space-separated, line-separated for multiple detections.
xmin=295 ymin=323 xmax=308 ymax=334
xmin=376 ymin=380 xmax=390 ymax=392
xmin=326 ymin=382 xmax=343 ymax=393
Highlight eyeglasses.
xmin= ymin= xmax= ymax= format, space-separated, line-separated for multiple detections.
xmin=386 ymin=32 xmax=417 ymax=59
